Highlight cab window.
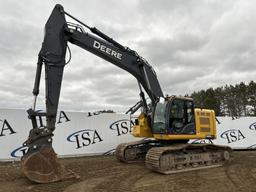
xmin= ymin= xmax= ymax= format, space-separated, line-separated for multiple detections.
xmin=153 ymin=101 xmax=167 ymax=133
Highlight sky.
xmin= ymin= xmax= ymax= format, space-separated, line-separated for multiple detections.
xmin=0 ymin=0 xmax=255 ymax=113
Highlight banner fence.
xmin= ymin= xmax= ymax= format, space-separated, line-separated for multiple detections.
xmin=0 ymin=109 xmax=255 ymax=161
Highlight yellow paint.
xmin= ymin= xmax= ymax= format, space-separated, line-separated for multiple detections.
xmin=132 ymin=108 xmax=216 ymax=141
xmin=132 ymin=113 xmax=153 ymax=137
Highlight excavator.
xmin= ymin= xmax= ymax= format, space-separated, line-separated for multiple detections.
xmin=21 ymin=4 xmax=231 ymax=183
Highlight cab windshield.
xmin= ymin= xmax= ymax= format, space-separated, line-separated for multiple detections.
xmin=153 ymin=101 xmax=167 ymax=133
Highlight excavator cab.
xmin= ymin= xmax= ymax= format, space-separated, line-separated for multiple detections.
xmin=132 ymin=96 xmax=216 ymax=141
xmin=151 ymin=96 xmax=217 ymax=141
xmin=152 ymin=97 xmax=195 ymax=135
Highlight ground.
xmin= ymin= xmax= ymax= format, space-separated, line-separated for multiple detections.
xmin=0 ymin=151 xmax=256 ymax=192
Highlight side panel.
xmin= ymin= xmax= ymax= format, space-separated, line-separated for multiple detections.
xmin=195 ymin=108 xmax=216 ymax=139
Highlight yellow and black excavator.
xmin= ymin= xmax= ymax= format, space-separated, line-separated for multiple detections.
xmin=21 ymin=4 xmax=231 ymax=183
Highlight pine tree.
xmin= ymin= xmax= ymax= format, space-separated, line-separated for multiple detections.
xmin=248 ymin=81 xmax=256 ymax=116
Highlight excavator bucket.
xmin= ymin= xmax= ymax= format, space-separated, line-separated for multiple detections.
xmin=21 ymin=145 xmax=79 ymax=183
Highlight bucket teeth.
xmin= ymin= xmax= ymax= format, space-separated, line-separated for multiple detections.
xmin=21 ymin=145 xmax=80 ymax=183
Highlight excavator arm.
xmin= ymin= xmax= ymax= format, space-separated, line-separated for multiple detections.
xmin=22 ymin=4 xmax=163 ymax=183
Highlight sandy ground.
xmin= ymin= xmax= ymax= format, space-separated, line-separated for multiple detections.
xmin=0 ymin=151 xmax=256 ymax=192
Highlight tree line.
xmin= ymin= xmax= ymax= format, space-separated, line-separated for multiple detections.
xmin=189 ymin=81 xmax=256 ymax=117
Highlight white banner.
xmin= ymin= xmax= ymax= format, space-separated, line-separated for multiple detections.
xmin=0 ymin=109 xmax=139 ymax=161
xmin=191 ymin=117 xmax=256 ymax=149
xmin=0 ymin=109 xmax=256 ymax=161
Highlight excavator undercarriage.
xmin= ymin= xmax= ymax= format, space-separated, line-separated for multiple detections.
xmin=115 ymin=139 xmax=157 ymax=163
xmin=116 ymin=140 xmax=232 ymax=174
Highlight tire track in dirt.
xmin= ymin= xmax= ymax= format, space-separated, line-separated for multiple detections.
xmin=226 ymin=164 xmax=256 ymax=191
xmin=64 ymin=164 xmax=147 ymax=192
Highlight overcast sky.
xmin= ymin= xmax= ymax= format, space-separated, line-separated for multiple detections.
xmin=0 ymin=0 xmax=255 ymax=112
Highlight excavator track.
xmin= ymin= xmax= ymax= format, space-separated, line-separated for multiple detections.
xmin=145 ymin=143 xmax=232 ymax=174
xmin=115 ymin=139 xmax=158 ymax=163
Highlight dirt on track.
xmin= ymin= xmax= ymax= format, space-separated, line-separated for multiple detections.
xmin=0 ymin=151 xmax=256 ymax=192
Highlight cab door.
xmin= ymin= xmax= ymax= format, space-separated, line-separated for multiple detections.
xmin=167 ymin=98 xmax=196 ymax=135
